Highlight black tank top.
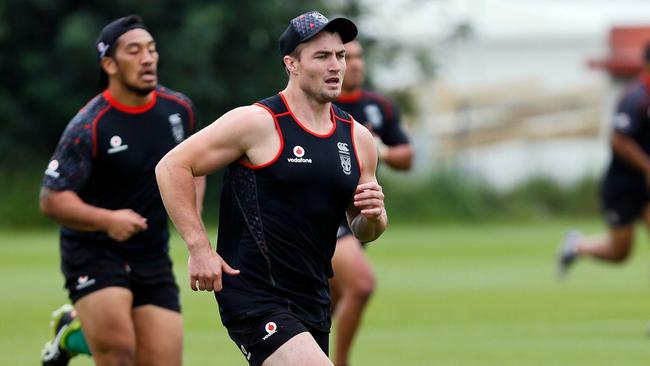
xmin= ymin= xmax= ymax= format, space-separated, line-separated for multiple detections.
xmin=215 ymin=93 xmax=361 ymax=329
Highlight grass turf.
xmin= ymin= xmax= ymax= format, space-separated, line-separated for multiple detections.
xmin=2 ymin=219 xmax=650 ymax=365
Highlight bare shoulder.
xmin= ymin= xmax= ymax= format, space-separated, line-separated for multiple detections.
xmin=353 ymin=119 xmax=375 ymax=150
xmin=352 ymin=119 xmax=378 ymax=174
xmin=197 ymin=104 xmax=276 ymax=154
xmin=204 ymin=104 xmax=273 ymax=135
xmin=212 ymin=104 xmax=273 ymax=128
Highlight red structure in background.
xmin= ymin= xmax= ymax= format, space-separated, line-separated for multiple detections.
xmin=589 ymin=26 xmax=650 ymax=78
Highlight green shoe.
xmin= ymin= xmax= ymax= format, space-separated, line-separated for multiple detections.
xmin=41 ymin=304 xmax=78 ymax=366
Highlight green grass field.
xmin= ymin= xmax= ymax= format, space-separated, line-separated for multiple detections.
xmin=2 ymin=219 xmax=650 ymax=365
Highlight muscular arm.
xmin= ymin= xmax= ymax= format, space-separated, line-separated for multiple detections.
xmin=156 ymin=106 xmax=267 ymax=248
xmin=347 ymin=124 xmax=388 ymax=243
xmin=156 ymin=105 xmax=277 ymax=291
xmin=39 ymin=188 xmax=148 ymax=242
xmin=612 ymin=132 xmax=650 ymax=181
xmin=194 ymin=176 xmax=207 ymax=215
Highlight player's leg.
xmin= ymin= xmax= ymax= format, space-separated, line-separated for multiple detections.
xmin=262 ymin=332 xmax=333 ymax=366
xmin=329 ymin=234 xmax=375 ymax=366
xmin=572 ymin=185 xmax=639 ymax=262
xmin=74 ymin=287 xmax=137 ymax=366
xmin=45 ymin=240 xmax=133 ymax=365
xmin=558 ymin=182 xmax=639 ymax=276
xmin=226 ymin=310 xmax=331 ymax=366
xmin=129 ymin=255 xmax=183 ymax=366
xmin=132 ymin=305 xmax=182 ymax=366
xmin=575 ymin=225 xmax=634 ymax=261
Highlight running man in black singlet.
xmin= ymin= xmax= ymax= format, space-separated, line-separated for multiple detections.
xmin=331 ymin=39 xmax=413 ymax=366
xmin=557 ymin=43 xmax=650 ymax=277
xmin=156 ymin=10 xmax=386 ymax=366
xmin=39 ymin=15 xmax=203 ymax=366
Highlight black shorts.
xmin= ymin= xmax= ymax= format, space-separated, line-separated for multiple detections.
xmin=60 ymin=238 xmax=180 ymax=312
xmin=600 ymin=176 xmax=650 ymax=227
xmin=336 ymin=222 xmax=370 ymax=249
xmin=226 ymin=309 xmax=329 ymax=366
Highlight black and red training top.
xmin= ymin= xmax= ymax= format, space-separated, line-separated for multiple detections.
xmin=42 ymin=86 xmax=196 ymax=256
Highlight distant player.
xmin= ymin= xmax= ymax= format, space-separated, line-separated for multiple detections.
xmin=155 ymin=11 xmax=387 ymax=366
xmin=330 ymin=39 xmax=413 ymax=366
xmin=39 ymin=15 xmax=203 ymax=366
xmin=558 ymin=42 xmax=650 ymax=277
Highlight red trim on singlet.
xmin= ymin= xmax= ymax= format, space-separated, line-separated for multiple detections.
xmin=332 ymin=108 xmax=354 ymax=123
xmin=237 ymin=103 xmax=285 ymax=169
xmin=278 ymin=92 xmax=336 ymax=138
xmin=336 ymin=89 xmax=363 ymax=103
xmin=102 ymin=89 xmax=157 ymax=114
xmin=157 ymin=91 xmax=195 ymax=132
xmin=91 ymin=105 xmax=113 ymax=159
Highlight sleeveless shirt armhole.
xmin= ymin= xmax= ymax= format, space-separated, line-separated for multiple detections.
xmin=350 ymin=119 xmax=363 ymax=175
xmin=237 ymin=103 xmax=284 ymax=169
xmin=333 ymin=111 xmax=354 ymax=124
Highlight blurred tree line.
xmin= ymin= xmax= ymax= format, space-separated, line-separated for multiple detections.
xmin=0 ymin=0 xmax=350 ymax=167
xmin=0 ymin=0 xmax=361 ymax=226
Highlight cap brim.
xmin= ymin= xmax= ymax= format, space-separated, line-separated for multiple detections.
xmin=301 ymin=17 xmax=358 ymax=45
xmin=324 ymin=17 xmax=358 ymax=44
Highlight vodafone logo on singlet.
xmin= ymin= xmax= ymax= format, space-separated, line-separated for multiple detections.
xmin=287 ymin=145 xmax=312 ymax=163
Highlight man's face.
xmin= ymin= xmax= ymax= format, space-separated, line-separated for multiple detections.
xmin=106 ymin=28 xmax=158 ymax=95
xmin=342 ymin=40 xmax=364 ymax=91
xmin=292 ymin=31 xmax=346 ymax=103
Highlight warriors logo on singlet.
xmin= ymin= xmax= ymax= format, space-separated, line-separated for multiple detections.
xmin=337 ymin=141 xmax=352 ymax=175
xmin=168 ymin=113 xmax=184 ymax=143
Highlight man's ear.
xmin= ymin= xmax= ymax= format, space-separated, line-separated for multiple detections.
xmin=283 ymin=55 xmax=298 ymax=75
xmin=101 ymin=57 xmax=117 ymax=77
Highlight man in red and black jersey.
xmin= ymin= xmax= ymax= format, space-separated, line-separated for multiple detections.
xmin=156 ymin=11 xmax=387 ymax=366
xmin=39 ymin=15 xmax=203 ymax=366
xmin=331 ymin=39 xmax=413 ymax=366
xmin=558 ymin=43 xmax=650 ymax=278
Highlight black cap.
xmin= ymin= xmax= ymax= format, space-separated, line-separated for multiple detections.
xmin=95 ymin=15 xmax=147 ymax=60
xmin=279 ymin=11 xmax=357 ymax=56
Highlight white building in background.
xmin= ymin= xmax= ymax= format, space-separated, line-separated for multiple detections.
xmin=418 ymin=36 xmax=613 ymax=190
xmin=354 ymin=0 xmax=650 ymax=189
